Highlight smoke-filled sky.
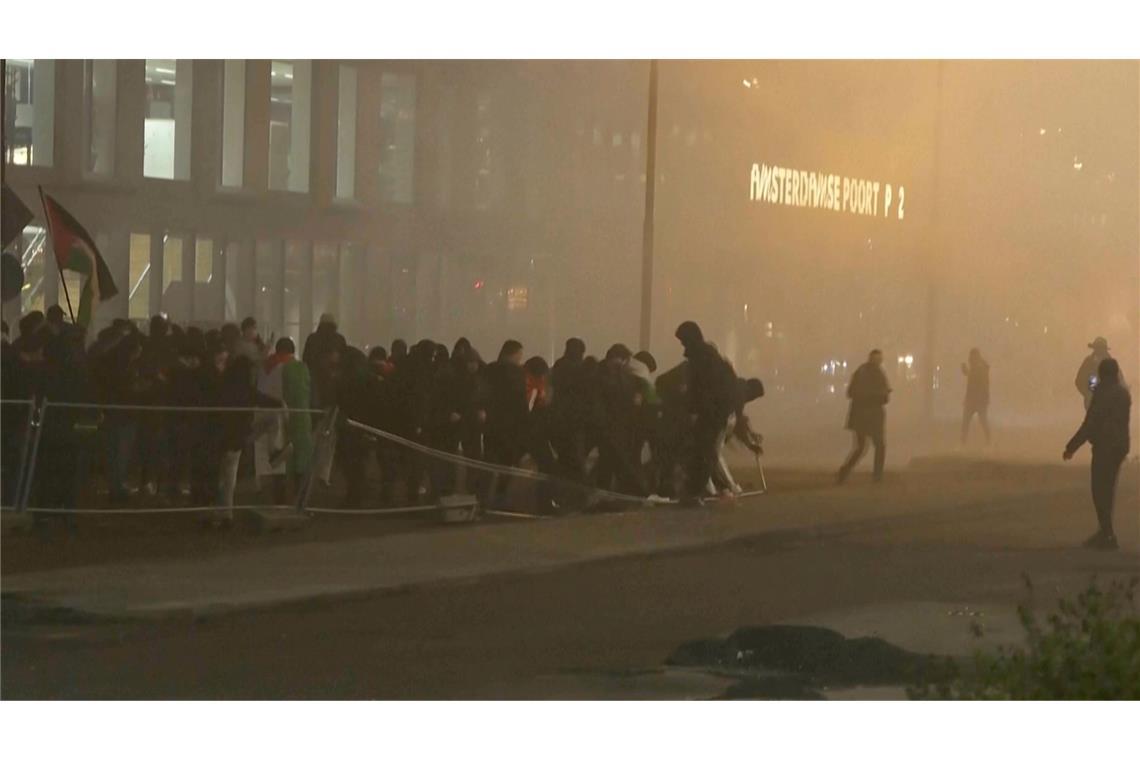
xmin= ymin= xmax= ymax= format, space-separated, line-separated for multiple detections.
xmin=496 ymin=60 xmax=1137 ymax=442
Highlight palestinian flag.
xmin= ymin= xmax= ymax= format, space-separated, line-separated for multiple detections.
xmin=39 ymin=188 xmax=118 ymax=327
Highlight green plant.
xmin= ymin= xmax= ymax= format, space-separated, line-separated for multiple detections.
xmin=910 ymin=576 xmax=1140 ymax=699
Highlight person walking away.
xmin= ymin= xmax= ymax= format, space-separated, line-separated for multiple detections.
xmin=837 ymin=349 xmax=891 ymax=484
xmin=674 ymin=321 xmax=738 ymax=505
xmin=1063 ymin=358 xmax=1130 ymax=550
xmin=1075 ymin=337 xmax=1111 ymax=410
xmin=960 ymin=348 xmax=991 ymax=445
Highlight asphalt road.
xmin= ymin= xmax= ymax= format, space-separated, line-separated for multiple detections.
xmin=2 ymin=463 xmax=1137 ymax=699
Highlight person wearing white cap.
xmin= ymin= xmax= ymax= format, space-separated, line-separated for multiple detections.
xmin=1075 ymin=337 xmax=1111 ymax=410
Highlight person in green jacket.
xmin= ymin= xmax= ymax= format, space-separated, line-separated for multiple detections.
xmin=258 ymin=337 xmax=314 ymax=502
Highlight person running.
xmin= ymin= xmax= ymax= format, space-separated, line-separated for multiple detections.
xmin=837 ymin=349 xmax=891 ymax=484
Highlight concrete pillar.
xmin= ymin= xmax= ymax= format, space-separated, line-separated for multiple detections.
xmin=220 ymin=60 xmax=245 ymax=188
xmin=311 ymin=61 xmax=338 ymax=205
xmin=54 ymin=60 xmax=84 ymax=182
xmin=355 ymin=64 xmax=381 ymax=207
xmin=32 ymin=60 xmax=55 ymax=167
xmin=289 ymin=60 xmax=312 ymax=193
xmin=173 ymin=59 xmax=194 ymax=181
xmin=192 ymin=60 xmax=221 ymax=195
xmin=117 ymin=60 xmax=145 ymax=185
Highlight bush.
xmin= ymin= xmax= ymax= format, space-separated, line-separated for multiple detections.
xmin=910 ymin=577 xmax=1140 ymax=699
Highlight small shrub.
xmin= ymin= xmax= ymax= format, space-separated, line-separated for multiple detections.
xmin=910 ymin=576 xmax=1140 ymax=699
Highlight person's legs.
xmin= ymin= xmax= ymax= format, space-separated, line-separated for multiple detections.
xmin=685 ymin=414 xmax=723 ymax=499
xmin=978 ymin=407 xmax=991 ymax=444
xmin=838 ymin=431 xmax=868 ymax=483
xmin=339 ymin=431 xmax=366 ymax=507
xmin=217 ymin=449 xmax=242 ymax=521
xmin=960 ymin=407 xmax=974 ymax=444
xmin=105 ymin=420 xmax=135 ymax=501
xmin=871 ymin=430 xmax=886 ymax=481
xmin=1090 ymin=448 xmax=1125 ymax=540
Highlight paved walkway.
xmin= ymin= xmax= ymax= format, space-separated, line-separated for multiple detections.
xmin=0 ymin=464 xmax=1094 ymax=619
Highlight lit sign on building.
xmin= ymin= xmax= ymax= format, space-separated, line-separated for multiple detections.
xmin=507 ymin=286 xmax=529 ymax=311
xmin=749 ymin=163 xmax=906 ymax=221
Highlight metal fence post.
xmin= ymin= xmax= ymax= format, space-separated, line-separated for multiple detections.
xmin=17 ymin=400 xmax=46 ymax=513
xmin=7 ymin=401 xmax=35 ymax=510
xmin=296 ymin=406 xmax=337 ymax=514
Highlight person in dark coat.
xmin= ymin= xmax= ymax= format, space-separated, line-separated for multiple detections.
xmin=550 ymin=338 xmax=591 ymax=497
xmin=960 ymin=348 xmax=991 ymax=445
xmin=440 ymin=345 xmax=487 ymax=495
xmin=482 ymin=340 xmax=528 ymax=507
xmin=35 ymin=328 xmax=91 ymax=532
xmin=837 ymin=349 xmax=891 ymax=483
xmin=1063 ymin=358 xmax=1131 ymax=550
xmin=675 ymin=321 xmax=738 ymax=503
xmin=1075 ymin=337 xmax=1111 ymax=410
xmin=336 ymin=347 xmax=384 ymax=508
xmin=215 ymin=355 xmax=281 ymax=524
xmin=302 ymin=314 xmax=347 ymax=409
xmin=653 ymin=360 xmax=691 ymax=499
xmin=593 ymin=344 xmax=647 ymax=497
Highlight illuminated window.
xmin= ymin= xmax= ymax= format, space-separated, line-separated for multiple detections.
xmin=313 ymin=243 xmax=339 ymax=328
xmin=378 ymin=73 xmax=415 ymax=204
xmin=143 ymin=59 xmax=192 ymax=180
xmin=85 ymin=60 xmax=116 ymax=176
xmin=194 ymin=237 xmax=222 ymax=324
xmin=254 ymin=240 xmax=282 ymax=337
xmin=268 ymin=60 xmax=311 ymax=192
xmin=59 ymin=270 xmax=83 ymax=313
xmin=283 ymin=241 xmax=306 ymax=343
xmin=3 ymin=59 xmax=54 ymax=167
xmin=473 ymin=93 xmax=498 ymax=210
xmin=335 ymin=66 xmax=357 ymax=200
xmin=224 ymin=241 xmax=253 ymax=323
xmin=161 ymin=235 xmax=185 ymax=321
xmin=220 ymin=60 xmax=245 ymax=188
xmin=15 ymin=226 xmax=47 ymax=315
xmin=507 ymin=287 xmax=529 ymax=312
xmin=338 ymin=243 xmax=364 ymax=345
xmin=128 ymin=233 xmax=152 ymax=320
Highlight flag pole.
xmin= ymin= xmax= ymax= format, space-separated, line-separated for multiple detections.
xmin=38 ymin=186 xmax=77 ymax=324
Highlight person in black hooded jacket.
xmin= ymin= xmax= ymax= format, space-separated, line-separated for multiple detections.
xmin=674 ymin=321 xmax=738 ymax=503
xmin=482 ymin=340 xmax=528 ymax=507
xmin=550 ymin=338 xmax=591 ymax=493
xmin=1063 ymin=357 xmax=1131 ymax=550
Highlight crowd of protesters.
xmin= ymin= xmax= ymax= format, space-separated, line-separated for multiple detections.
xmin=1 ymin=309 xmax=766 ymax=524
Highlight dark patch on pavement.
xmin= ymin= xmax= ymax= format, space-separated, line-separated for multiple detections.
xmin=668 ymin=624 xmax=953 ymax=698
